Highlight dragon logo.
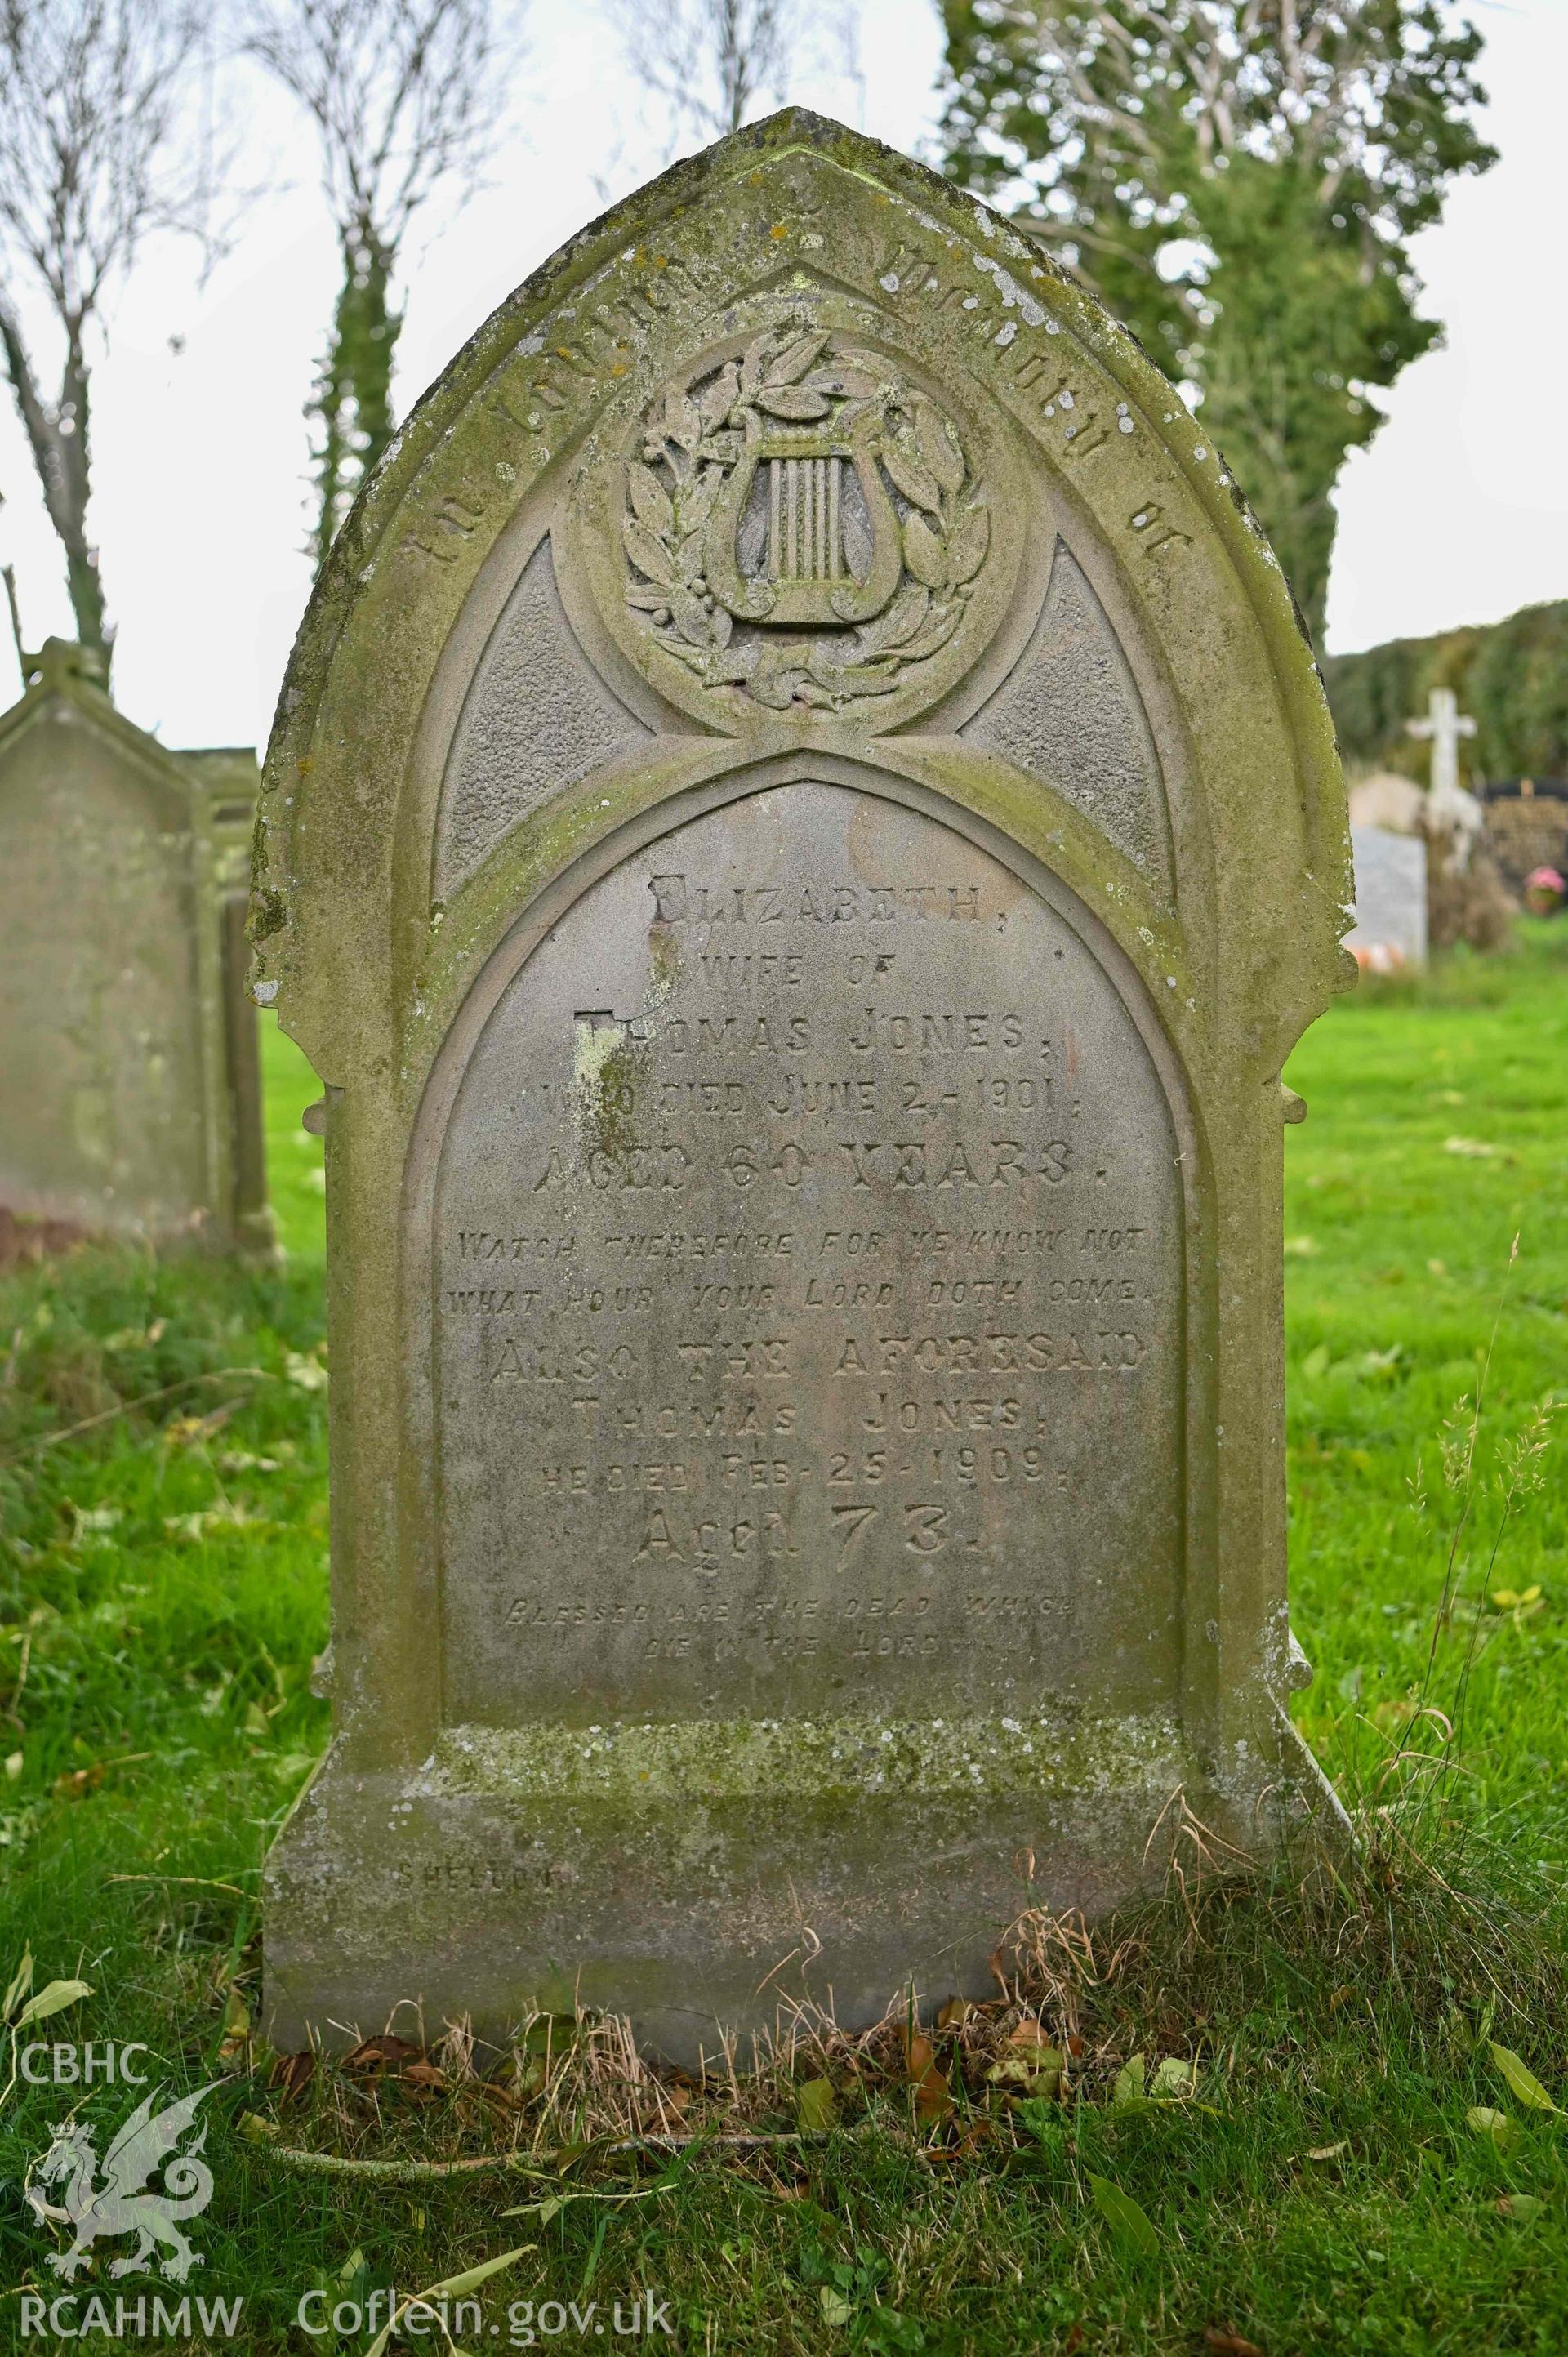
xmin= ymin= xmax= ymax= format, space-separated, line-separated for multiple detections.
xmin=26 ymin=2082 xmax=219 ymax=2283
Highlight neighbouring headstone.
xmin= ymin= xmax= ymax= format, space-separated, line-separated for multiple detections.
xmin=1347 ymin=769 xmax=1426 ymax=838
xmin=1482 ymin=777 xmax=1568 ymax=895
xmin=1346 ymin=825 xmax=1428 ymax=972
xmin=0 ymin=639 xmax=272 ymax=1250
xmin=261 ymin=114 xmax=1351 ymax=2062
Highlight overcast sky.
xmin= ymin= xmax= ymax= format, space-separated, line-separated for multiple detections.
xmin=0 ymin=0 xmax=1561 ymax=751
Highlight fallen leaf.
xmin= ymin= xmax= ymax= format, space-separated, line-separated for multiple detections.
xmin=991 ymin=2020 xmax=1064 ymax=2095
xmin=1490 ymin=2043 xmax=1560 ymax=2114
xmin=1086 ymin=2172 xmax=1160 ymax=2257
xmin=401 ymin=2059 xmax=448 ymax=2095
xmin=903 ymin=2027 xmax=953 ymax=2125
xmin=1467 ymin=2106 xmax=1511 ymax=2141
xmin=270 ymin=2050 xmax=317 ymax=2102
xmin=520 ymin=2013 xmax=579 ymax=2059
xmin=1496 ymin=2193 xmax=1545 ymax=2221
xmin=795 ymin=2077 xmax=838 ymax=2132
xmin=238 ymin=2110 xmax=280 ymax=2143
xmin=424 ymin=2243 xmax=536 ymax=2298
xmin=362 ymin=2247 xmax=537 ymax=2357
xmin=1112 ymin=2056 xmax=1147 ymax=2106
xmin=937 ymin=1997 xmax=973 ymax=2030
xmin=218 ymin=1982 xmax=252 ymax=2062
xmin=2 ymin=1948 xmax=33 ymax=2022
xmin=1302 ymin=1343 xmax=1331 ymax=1379
xmin=820 ymin=2286 xmax=853 ymax=2328
xmin=987 ymin=2053 xmax=1063 ymax=2096
xmin=1204 ymin=2332 xmax=1264 ymax=2356
xmin=345 ymin=2034 xmax=420 ymax=2074
xmin=503 ymin=2053 xmax=546 ymax=2103
xmin=1150 ymin=2056 xmax=1197 ymax=2099
xmin=500 ymin=2197 xmax=568 ymax=2227
xmin=13 ymin=1976 xmax=93 ymax=2029
xmin=1303 ymin=2141 xmax=1348 ymax=2163
xmin=1445 ymin=1136 xmax=1496 ymax=1158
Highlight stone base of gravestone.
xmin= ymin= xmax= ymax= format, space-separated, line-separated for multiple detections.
xmin=265 ymin=1727 xmax=1290 ymax=2063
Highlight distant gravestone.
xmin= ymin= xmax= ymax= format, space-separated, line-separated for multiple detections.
xmin=1482 ymin=777 xmax=1568 ymax=894
xmin=261 ymin=114 xmax=1351 ymax=2061
xmin=1346 ymin=826 xmax=1428 ymax=972
xmin=0 ymin=640 xmax=271 ymax=1249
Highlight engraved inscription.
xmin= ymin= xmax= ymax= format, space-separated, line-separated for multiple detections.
xmin=433 ymin=783 xmax=1185 ymax=1725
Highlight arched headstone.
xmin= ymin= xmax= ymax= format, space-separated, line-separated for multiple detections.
xmin=0 ymin=640 xmax=271 ymax=1250
xmin=260 ymin=114 xmax=1352 ymax=2061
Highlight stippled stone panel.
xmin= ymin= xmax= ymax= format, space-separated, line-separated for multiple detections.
xmin=964 ymin=545 xmax=1173 ymax=898
xmin=434 ymin=537 xmax=649 ymax=899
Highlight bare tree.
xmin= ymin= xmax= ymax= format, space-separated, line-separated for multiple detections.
xmin=247 ymin=0 xmax=516 ymax=567
xmin=0 ymin=0 xmax=220 ymax=680
xmin=610 ymin=0 xmax=788 ymax=140
xmin=606 ymin=0 xmax=862 ymax=153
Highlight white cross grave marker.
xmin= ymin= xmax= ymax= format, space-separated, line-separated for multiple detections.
xmin=1407 ymin=686 xmax=1477 ymax=804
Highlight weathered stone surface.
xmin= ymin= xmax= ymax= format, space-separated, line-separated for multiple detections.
xmin=434 ymin=537 xmax=649 ymax=899
xmin=964 ymin=543 xmax=1174 ymax=897
xmin=433 ymin=782 xmax=1184 ymax=1727
xmin=260 ymin=112 xmax=1352 ymax=2063
xmin=0 ymin=641 xmax=271 ymax=1248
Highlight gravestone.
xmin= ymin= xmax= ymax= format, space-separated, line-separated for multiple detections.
xmin=1482 ymin=777 xmax=1568 ymax=894
xmin=260 ymin=113 xmax=1351 ymax=2061
xmin=1346 ymin=825 xmax=1428 ymax=971
xmin=0 ymin=640 xmax=271 ymax=1250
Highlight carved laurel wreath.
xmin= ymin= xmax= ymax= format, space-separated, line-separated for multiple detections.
xmin=621 ymin=326 xmax=989 ymax=714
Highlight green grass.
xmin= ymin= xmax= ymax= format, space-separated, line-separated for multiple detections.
xmin=260 ymin=1021 xmax=327 ymax=1265
xmin=0 ymin=943 xmax=1566 ymax=2353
